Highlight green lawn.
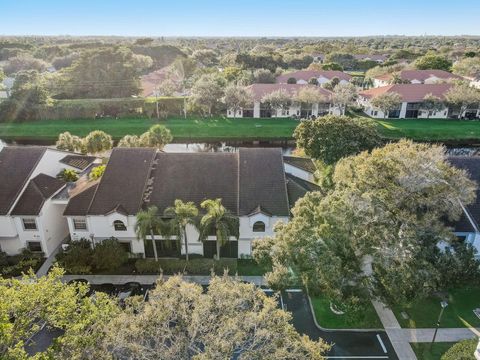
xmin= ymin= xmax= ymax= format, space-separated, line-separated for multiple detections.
xmin=392 ymin=287 xmax=480 ymax=328
xmin=3 ymin=116 xmax=480 ymax=143
xmin=375 ymin=118 xmax=480 ymax=141
xmin=310 ymin=295 xmax=383 ymax=329
xmin=0 ymin=117 xmax=299 ymax=141
xmin=411 ymin=342 xmax=455 ymax=360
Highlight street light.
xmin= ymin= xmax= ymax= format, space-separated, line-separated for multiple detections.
xmin=430 ymin=300 xmax=448 ymax=349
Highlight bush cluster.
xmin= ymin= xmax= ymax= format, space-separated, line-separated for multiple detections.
xmin=0 ymin=249 xmax=43 ymax=277
xmin=135 ymin=257 xmax=237 ymax=275
xmin=56 ymin=238 xmax=128 ymax=274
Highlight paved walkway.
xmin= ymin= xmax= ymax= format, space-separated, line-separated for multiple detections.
xmin=62 ymin=274 xmax=267 ymax=286
xmin=372 ymin=300 xmax=418 ymax=360
xmin=372 ymin=300 xmax=480 ymax=360
xmin=36 ymin=240 xmax=66 ymax=277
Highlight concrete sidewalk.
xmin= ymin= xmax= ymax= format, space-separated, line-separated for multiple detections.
xmin=36 ymin=240 xmax=66 ymax=277
xmin=62 ymin=274 xmax=266 ymax=286
xmin=372 ymin=300 xmax=480 ymax=360
xmin=372 ymin=300 xmax=418 ymax=360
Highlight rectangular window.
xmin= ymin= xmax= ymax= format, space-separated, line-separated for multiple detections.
xmin=73 ymin=218 xmax=87 ymax=231
xmin=27 ymin=241 xmax=42 ymax=252
xmin=22 ymin=218 xmax=37 ymax=230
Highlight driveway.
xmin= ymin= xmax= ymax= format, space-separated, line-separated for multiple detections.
xmin=281 ymin=290 xmax=399 ymax=359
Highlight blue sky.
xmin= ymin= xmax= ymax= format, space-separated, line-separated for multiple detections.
xmin=0 ymin=0 xmax=479 ymax=37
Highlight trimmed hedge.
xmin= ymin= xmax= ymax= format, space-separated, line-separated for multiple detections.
xmin=0 ymin=97 xmax=189 ymax=122
xmin=135 ymin=258 xmax=238 ymax=275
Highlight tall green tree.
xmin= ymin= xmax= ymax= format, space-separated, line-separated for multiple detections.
xmin=370 ymin=92 xmax=403 ymax=119
xmin=59 ymin=46 xmax=150 ymax=98
xmin=223 ymin=84 xmax=253 ymax=117
xmin=101 ymin=275 xmax=329 ymax=359
xmin=164 ymin=200 xmax=199 ymax=261
xmin=414 ymin=53 xmax=452 ymax=71
xmin=189 ymin=74 xmax=225 ymax=116
xmin=255 ymin=140 xmax=477 ymax=306
xmin=331 ymin=83 xmax=357 ymax=115
xmin=422 ymin=93 xmax=445 ymax=118
xmin=83 ymin=130 xmax=113 ymax=155
xmin=199 ymin=199 xmax=239 ymax=260
xmin=140 ymin=124 xmax=173 ymax=150
xmin=261 ymin=88 xmax=292 ymax=114
xmin=0 ymin=267 xmax=118 ymax=359
xmin=294 ymin=115 xmax=382 ymax=165
xmin=135 ymin=206 xmax=163 ymax=261
xmin=445 ymin=83 xmax=480 ymax=117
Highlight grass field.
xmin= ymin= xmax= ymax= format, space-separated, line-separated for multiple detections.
xmin=375 ymin=118 xmax=480 ymax=142
xmin=310 ymin=295 xmax=383 ymax=329
xmin=392 ymin=287 xmax=480 ymax=329
xmin=0 ymin=117 xmax=299 ymax=141
xmin=410 ymin=342 xmax=455 ymax=360
xmin=2 ymin=116 xmax=480 ymax=143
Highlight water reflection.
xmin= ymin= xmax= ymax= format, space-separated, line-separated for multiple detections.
xmin=0 ymin=139 xmax=295 ymax=154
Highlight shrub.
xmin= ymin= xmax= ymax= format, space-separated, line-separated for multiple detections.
xmin=89 ymin=165 xmax=106 ymax=180
xmin=287 ymin=77 xmax=297 ymax=84
xmin=57 ymin=168 xmax=79 ymax=182
xmin=441 ymin=339 xmax=477 ymax=360
xmin=92 ymin=237 xmax=128 ymax=271
xmin=135 ymin=258 xmax=238 ymax=275
xmin=55 ymin=239 xmax=94 ymax=274
xmin=135 ymin=259 xmax=162 ymax=274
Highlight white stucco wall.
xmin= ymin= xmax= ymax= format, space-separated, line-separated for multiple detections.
xmin=66 ymin=212 xmax=289 ymax=258
xmin=284 ymin=163 xmax=315 ymax=182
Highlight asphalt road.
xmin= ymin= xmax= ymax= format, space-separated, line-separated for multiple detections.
xmin=281 ymin=290 xmax=399 ymax=360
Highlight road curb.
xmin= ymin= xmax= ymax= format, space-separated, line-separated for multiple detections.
xmin=306 ymin=294 xmax=385 ymax=333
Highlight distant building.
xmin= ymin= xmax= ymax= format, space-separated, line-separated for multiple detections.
xmin=226 ymin=83 xmax=339 ymax=118
xmin=358 ymin=83 xmax=473 ymax=119
xmin=276 ymin=70 xmax=352 ymax=85
xmin=311 ymin=53 xmax=325 ymax=63
xmin=372 ymin=70 xmax=463 ymax=87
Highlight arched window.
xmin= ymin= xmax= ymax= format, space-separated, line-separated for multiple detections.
xmin=252 ymin=221 xmax=266 ymax=232
xmin=113 ymin=220 xmax=127 ymax=231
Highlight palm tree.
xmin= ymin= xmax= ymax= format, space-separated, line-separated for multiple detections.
xmin=135 ymin=206 xmax=163 ymax=261
xmin=164 ymin=200 xmax=199 ymax=261
xmin=199 ymin=199 xmax=239 ymax=260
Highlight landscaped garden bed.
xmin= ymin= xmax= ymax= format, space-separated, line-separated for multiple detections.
xmin=392 ymin=287 xmax=480 ymax=328
xmin=310 ymin=295 xmax=383 ymax=329
xmin=0 ymin=250 xmax=45 ymax=278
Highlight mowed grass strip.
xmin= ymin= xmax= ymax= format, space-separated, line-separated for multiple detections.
xmin=0 ymin=117 xmax=300 ymax=141
xmin=375 ymin=118 xmax=480 ymax=141
xmin=392 ymin=287 xmax=480 ymax=329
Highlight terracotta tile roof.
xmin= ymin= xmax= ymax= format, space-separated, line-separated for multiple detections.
xmin=11 ymin=174 xmax=65 ymax=216
xmin=374 ymin=70 xmax=463 ymax=82
xmin=0 ymin=147 xmax=46 ymax=215
xmin=359 ymin=83 xmax=453 ymax=102
xmin=247 ymin=83 xmax=332 ymax=102
xmin=276 ymin=70 xmax=352 ymax=84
